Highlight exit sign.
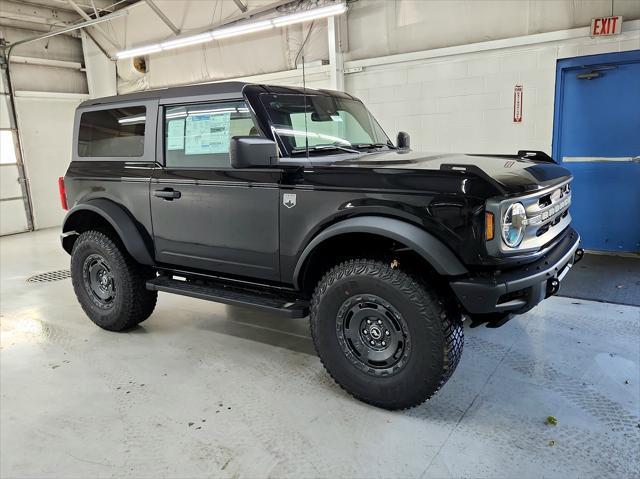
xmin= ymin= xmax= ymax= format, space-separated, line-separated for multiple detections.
xmin=590 ymin=16 xmax=623 ymax=37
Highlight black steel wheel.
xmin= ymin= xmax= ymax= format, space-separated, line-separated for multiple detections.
xmin=310 ymin=259 xmax=463 ymax=410
xmin=82 ymin=254 xmax=116 ymax=308
xmin=71 ymin=230 xmax=157 ymax=331
xmin=337 ymin=294 xmax=411 ymax=376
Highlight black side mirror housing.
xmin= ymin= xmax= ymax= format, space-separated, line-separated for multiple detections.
xmin=230 ymin=136 xmax=278 ymax=168
xmin=397 ymin=131 xmax=410 ymax=149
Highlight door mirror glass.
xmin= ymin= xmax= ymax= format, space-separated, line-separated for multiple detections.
xmin=397 ymin=131 xmax=410 ymax=149
xmin=230 ymin=137 xmax=278 ymax=168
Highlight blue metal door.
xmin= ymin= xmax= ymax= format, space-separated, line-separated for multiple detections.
xmin=552 ymin=50 xmax=640 ymax=253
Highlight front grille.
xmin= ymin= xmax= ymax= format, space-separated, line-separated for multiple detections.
xmin=485 ymin=178 xmax=572 ymax=255
xmin=523 ymin=182 xmax=572 ymax=245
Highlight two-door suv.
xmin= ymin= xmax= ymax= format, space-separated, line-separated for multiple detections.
xmin=60 ymin=82 xmax=582 ymax=409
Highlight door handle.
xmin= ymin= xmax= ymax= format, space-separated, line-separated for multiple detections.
xmin=154 ymin=188 xmax=181 ymax=200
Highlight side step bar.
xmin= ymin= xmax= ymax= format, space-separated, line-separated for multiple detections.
xmin=146 ymin=276 xmax=309 ymax=318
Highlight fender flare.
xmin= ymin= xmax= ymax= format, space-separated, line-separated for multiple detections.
xmin=293 ymin=216 xmax=468 ymax=289
xmin=62 ymin=198 xmax=154 ymax=266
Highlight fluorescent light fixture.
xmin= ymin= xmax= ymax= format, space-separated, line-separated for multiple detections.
xmin=188 ymin=106 xmax=250 ymax=116
xmin=116 ymin=2 xmax=347 ymax=59
xmin=118 ymin=116 xmax=147 ymax=124
xmin=116 ymin=44 xmax=161 ymax=59
xmin=189 ymin=107 xmax=236 ymax=116
xmin=273 ymin=3 xmax=347 ymax=27
xmin=166 ymin=111 xmax=187 ymax=119
xmin=211 ymin=20 xmax=273 ymax=40
xmin=273 ymin=127 xmax=350 ymax=145
xmin=161 ymin=32 xmax=213 ymax=51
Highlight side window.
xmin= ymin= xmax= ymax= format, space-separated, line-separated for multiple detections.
xmin=78 ymin=106 xmax=146 ymax=157
xmin=164 ymin=101 xmax=257 ymax=168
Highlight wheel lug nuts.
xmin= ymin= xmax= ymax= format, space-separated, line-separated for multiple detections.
xmin=377 ymin=320 xmax=382 ymax=325
xmin=382 ymin=341 xmax=386 ymax=346
xmin=370 ymin=340 xmax=375 ymax=346
xmin=385 ymin=330 xmax=390 ymax=336
xmin=363 ymin=329 xmax=368 ymax=334
xmin=366 ymin=319 xmax=371 ymax=324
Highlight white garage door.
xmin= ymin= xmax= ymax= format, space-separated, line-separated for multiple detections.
xmin=0 ymin=72 xmax=29 ymax=236
xmin=14 ymin=92 xmax=87 ymax=230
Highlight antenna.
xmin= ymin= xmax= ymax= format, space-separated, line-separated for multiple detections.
xmin=294 ymin=20 xmax=315 ymax=162
xmin=303 ymin=53 xmax=309 ymax=160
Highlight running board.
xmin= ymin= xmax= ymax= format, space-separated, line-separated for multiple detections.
xmin=146 ymin=276 xmax=309 ymax=318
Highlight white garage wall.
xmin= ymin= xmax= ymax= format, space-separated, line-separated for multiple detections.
xmin=14 ymin=93 xmax=88 ymax=230
xmin=81 ymin=31 xmax=117 ymax=98
xmin=345 ymin=22 xmax=640 ymax=155
xmin=345 ymin=0 xmax=640 ymax=61
xmin=227 ymin=62 xmax=333 ymax=90
xmin=104 ymin=0 xmax=640 ymax=92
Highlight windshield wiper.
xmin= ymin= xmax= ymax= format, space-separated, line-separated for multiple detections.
xmin=352 ymin=142 xmax=396 ymax=150
xmin=291 ymin=144 xmax=360 ymax=155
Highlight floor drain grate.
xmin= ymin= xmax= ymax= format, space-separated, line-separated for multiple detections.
xmin=27 ymin=270 xmax=72 ymax=283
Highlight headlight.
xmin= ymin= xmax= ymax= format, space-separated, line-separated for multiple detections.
xmin=502 ymin=202 xmax=526 ymax=247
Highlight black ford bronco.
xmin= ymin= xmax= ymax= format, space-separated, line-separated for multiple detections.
xmin=60 ymin=82 xmax=583 ymax=409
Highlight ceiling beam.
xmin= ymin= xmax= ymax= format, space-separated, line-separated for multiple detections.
xmin=8 ymin=0 xmax=116 ymax=14
xmin=144 ymin=0 xmax=180 ymax=35
xmin=66 ymin=0 xmax=121 ymax=49
xmin=5 ymin=7 xmax=128 ymax=52
xmin=0 ymin=18 xmax=79 ymax=36
xmin=1 ymin=0 xmax=80 ymax=28
xmin=232 ymin=0 xmax=248 ymax=13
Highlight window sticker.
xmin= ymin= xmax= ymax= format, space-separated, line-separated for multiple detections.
xmin=185 ymin=113 xmax=231 ymax=155
xmin=166 ymin=119 xmax=185 ymax=150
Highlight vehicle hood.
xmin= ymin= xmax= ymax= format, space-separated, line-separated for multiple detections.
xmin=334 ymin=150 xmax=572 ymax=195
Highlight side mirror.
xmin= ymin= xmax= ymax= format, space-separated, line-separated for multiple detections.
xmin=230 ymin=136 xmax=278 ymax=168
xmin=397 ymin=131 xmax=410 ymax=149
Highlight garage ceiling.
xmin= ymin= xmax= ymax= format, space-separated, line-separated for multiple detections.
xmin=0 ymin=0 xmax=138 ymax=34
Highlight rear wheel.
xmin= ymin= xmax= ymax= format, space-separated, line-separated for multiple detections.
xmin=71 ymin=230 xmax=157 ymax=331
xmin=310 ymin=259 xmax=463 ymax=410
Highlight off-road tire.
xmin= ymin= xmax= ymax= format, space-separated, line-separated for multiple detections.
xmin=71 ymin=230 xmax=157 ymax=331
xmin=310 ymin=259 xmax=463 ymax=410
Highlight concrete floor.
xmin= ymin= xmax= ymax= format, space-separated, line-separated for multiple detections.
xmin=1 ymin=228 xmax=639 ymax=479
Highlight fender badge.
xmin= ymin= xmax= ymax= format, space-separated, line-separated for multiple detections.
xmin=283 ymin=193 xmax=297 ymax=209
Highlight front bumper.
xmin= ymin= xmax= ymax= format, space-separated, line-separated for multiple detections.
xmin=450 ymin=227 xmax=581 ymax=315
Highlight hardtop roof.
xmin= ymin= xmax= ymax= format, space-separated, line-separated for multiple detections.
xmin=78 ymin=82 xmax=356 ymax=108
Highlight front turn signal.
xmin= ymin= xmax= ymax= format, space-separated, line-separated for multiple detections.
xmin=485 ymin=212 xmax=494 ymax=241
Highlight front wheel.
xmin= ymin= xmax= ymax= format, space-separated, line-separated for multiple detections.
xmin=310 ymin=259 xmax=463 ymax=410
xmin=71 ymin=230 xmax=157 ymax=331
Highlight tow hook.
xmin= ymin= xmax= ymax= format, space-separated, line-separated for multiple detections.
xmin=546 ymin=278 xmax=560 ymax=298
xmin=574 ymin=248 xmax=585 ymax=264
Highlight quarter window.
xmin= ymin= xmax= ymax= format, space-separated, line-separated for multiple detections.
xmin=164 ymin=101 xmax=258 ymax=168
xmin=78 ymin=106 xmax=146 ymax=157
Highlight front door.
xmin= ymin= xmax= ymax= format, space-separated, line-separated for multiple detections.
xmin=150 ymin=100 xmax=281 ymax=281
xmin=553 ymin=50 xmax=640 ymax=252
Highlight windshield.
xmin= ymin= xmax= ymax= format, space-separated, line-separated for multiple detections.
xmin=259 ymin=93 xmax=390 ymax=156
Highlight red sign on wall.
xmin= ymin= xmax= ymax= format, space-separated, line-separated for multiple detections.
xmin=591 ymin=16 xmax=623 ymax=37
xmin=513 ymin=85 xmax=523 ymax=123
